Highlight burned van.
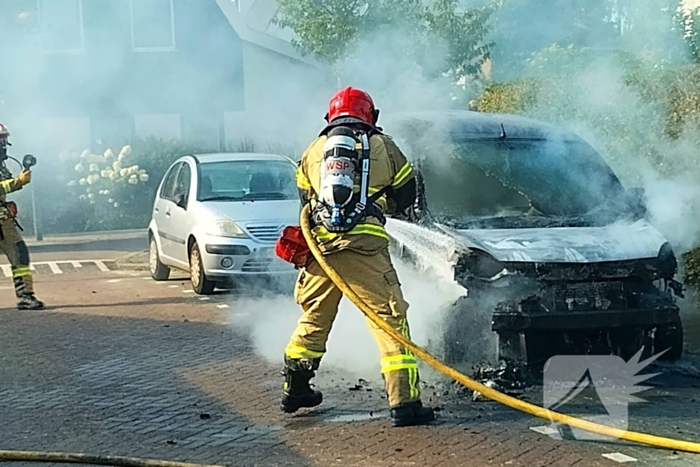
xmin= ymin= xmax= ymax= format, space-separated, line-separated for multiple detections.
xmin=383 ymin=110 xmax=684 ymax=370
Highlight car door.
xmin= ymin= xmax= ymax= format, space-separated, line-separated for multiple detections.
xmin=153 ymin=162 xmax=181 ymax=264
xmin=161 ymin=161 xmax=193 ymax=263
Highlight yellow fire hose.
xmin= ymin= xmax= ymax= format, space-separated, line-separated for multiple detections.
xmin=300 ymin=204 xmax=700 ymax=454
xmin=0 ymin=450 xmax=223 ymax=467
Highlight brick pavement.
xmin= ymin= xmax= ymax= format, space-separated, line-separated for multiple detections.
xmin=0 ymin=272 xmax=697 ymax=466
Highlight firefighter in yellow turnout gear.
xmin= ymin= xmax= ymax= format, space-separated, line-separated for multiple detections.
xmin=281 ymin=88 xmax=434 ymax=427
xmin=0 ymin=123 xmax=44 ymax=310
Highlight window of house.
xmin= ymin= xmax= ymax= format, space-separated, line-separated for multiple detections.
xmin=130 ymin=0 xmax=175 ymax=51
xmin=37 ymin=0 xmax=84 ymax=53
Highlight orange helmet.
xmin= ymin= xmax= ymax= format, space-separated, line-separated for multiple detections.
xmin=325 ymin=87 xmax=378 ymax=125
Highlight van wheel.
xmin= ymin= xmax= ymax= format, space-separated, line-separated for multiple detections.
xmin=189 ymin=241 xmax=215 ymax=295
xmin=150 ymin=237 xmax=170 ymax=281
xmin=654 ymin=319 xmax=683 ymax=361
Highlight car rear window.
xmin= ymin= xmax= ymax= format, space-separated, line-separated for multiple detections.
xmin=197 ymin=160 xmax=297 ymax=202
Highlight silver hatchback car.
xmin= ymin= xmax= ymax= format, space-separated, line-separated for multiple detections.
xmin=148 ymin=153 xmax=300 ymax=294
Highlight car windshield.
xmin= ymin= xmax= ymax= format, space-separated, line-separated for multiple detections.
xmin=415 ymin=138 xmax=626 ymax=228
xmin=197 ymin=159 xmax=297 ymax=202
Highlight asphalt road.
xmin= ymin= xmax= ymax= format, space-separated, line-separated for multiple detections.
xmin=0 ymin=245 xmax=699 ymax=466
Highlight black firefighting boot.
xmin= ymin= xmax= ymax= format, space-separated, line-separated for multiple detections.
xmin=280 ymin=357 xmax=323 ymax=413
xmin=17 ymin=293 xmax=45 ymax=310
xmin=390 ymin=401 xmax=436 ymax=427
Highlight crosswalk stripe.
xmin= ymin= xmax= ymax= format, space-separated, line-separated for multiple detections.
xmin=0 ymin=259 xmax=117 ymax=277
xmin=93 ymin=260 xmax=110 ymax=273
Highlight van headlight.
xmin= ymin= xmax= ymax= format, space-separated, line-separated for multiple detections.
xmin=208 ymin=220 xmax=248 ymax=238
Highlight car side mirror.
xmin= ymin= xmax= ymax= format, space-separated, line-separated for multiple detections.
xmin=625 ymin=187 xmax=647 ymax=218
xmin=175 ymin=193 xmax=187 ymax=209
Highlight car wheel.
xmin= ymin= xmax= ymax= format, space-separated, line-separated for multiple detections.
xmin=654 ymin=319 xmax=683 ymax=361
xmin=189 ymin=242 xmax=215 ymax=295
xmin=150 ymin=237 xmax=170 ymax=281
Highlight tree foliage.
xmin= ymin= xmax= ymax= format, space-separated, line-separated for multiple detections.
xmin=273 ymin=0 xmax=496 ymax=82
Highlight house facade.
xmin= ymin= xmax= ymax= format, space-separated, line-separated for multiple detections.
xmin=0 ymin=0 xmax=333 ymax=157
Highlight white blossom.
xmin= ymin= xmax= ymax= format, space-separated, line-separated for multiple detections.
xmin=128 ymin=174 xmax=138 ymax=185
xmin=108 ymin=198 xmax=114 ymax=203
xmin=121 ymin=145 xmax=132 ymax=156
xmin=80 ymin=150 xmax=91 ymax=159
xmin=89 ymin=163 xmax=99 ymax=173
xmin=139 ymin=174 xmax=149 ymax=182
xmin=100 ymin=170 xmax=108 ymax=178
xmin=104 ymin=149 xmax=115 ymax=159
xmin=119 ymin=168 xmax=129 ymax=177
xmin=88 ymin=193 xmax=95 ymax=200
xmin=79 ymin=194 xmax=87 ymax=200
xmin=79 ymin=178 xmax=88 ymax=186
xmin=75 ymin=163 xmax=85 ymax=173
xmin=112 ymin=161 xmax=122 ymax=171
xmin=67 ymin=180 xmax=77 ymax=187
xmin=114 ymin=202 xmax=120 ymax=208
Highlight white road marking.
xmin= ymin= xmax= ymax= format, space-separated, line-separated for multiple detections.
xmin=199 ymin=297 xmax=211 ymax=301
xmin=94 ymin=260 xmax=110 ymax=273
xmin=141 ymin=277 xmax=151 ymax=280
xmin=602 ymin=453 xmax=637 ymax=463
xmin=217 ymin=304 xmax=229 ymax=309
xmin=48 ymin=262 xmax=63 ymax=274
xmin=1 ymin=265 xmax=11 ymax=277
xmin=29 ymin=264 xmax=35 ymax=271
xmin=183 ymin=290 xmax=195 ymax=294
xmin=169 ymin=285 xmax=179 ymax=288
xmin=107 ymin=279 xmax=122 ymax=283
xmin=71 ymin=261 xmax=82 ymax=268
xmin=529 ymin=426 xmax=559 ymax=436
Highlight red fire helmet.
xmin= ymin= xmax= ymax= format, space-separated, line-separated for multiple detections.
xmin=326 ymin=87 xmax=377 ymax=125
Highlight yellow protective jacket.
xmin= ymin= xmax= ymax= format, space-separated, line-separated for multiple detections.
xmin=296 ymin=131 xmax=416 ymax=254
xmin=0 ymin=170 xmax=24 ymax=220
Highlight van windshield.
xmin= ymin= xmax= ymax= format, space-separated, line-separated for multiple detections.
xmin=418 ymin=139 xmax=627 ymax=228
xmin=197 ymin=160 xmax=297 ymax=202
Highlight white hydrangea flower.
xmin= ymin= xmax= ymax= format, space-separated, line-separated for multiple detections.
xmin=119 ymin=168 xmax=129 ymax=177
xmin=104 ymin=149 xmax=114 ymax=159
xmin=109 ymin=172 xmax=119 ymax=181
xmin=87 ymin=174 xmax=99 ymax=185
xmin=108 ymin=198 xmax=114 ymax=203
xmin=67 ymin=180 xmax=77 ymax=187
xmin=112 ymin=161 xmax=122 ymax=171
xmin=137 ymin=169 xmax=147 ymax=175
xmin=80 ymin=150 xmax=91 ymax=159
xmin=128 ymin=174 xmax=138 ymax=185
xmin=79 ymin=194 xmax=87 ymax=201
xmin=90 ymin=200 xmax=96 ymax=205
xmin=100 ymin=170 xmax=108 ymax=178
xmin=79 ymin=178 xmax=88 ymax=186
xmin=75 ymin=163 xmax=85 ymax=173
xmin=139 ymin=174 xmax=149 ymax=182
xmin=114 ymin=202 xmax=120 ymax=208
xmin=89 ymin=163 xmax=99 ymax=173
xmin=122 ymin=145 xmax=132 ymax=156
xmin=103 ymin=189 xmax=110 ymax=195
xmin=88 ymin=193 xmax=95 ymax=200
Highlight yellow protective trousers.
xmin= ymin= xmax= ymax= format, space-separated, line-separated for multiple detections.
xmin=0 ymin=219 xmax=34 ymax=298
xmin=285 ymin=247 xmax=421 ymax=407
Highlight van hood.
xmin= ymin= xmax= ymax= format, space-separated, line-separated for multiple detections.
xmin=201 ymin=199 xmax=300 ymax=223
xmin=439 ymin=219 xmax=668 ymax=263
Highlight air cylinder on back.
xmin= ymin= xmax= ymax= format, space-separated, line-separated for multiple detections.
xmin=319 ymin=127 xmax=359 ymax=225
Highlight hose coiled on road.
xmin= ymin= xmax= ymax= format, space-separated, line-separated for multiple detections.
xmin=0 ymin=450 xmax=223 ymax=467
xmin=300 ymin=203 xmax=700 ymax=454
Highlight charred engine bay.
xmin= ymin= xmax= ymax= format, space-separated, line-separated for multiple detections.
xmin=434 ymin=239 xmax=683 ymax=392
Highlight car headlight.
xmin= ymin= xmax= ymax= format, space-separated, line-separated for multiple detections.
xmin=208 ymin=220 xmax=248 ymax=238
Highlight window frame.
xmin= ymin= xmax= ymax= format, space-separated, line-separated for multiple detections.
xmin=172 ymin=162 xmax=192 ymax=208
xmin=129 ymin=0 xmax=176 ymax=52
xmin=37 ymin=0 xmax=85 ymax=54
xmin=160 ymin=162 xmax=182 ymax=202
